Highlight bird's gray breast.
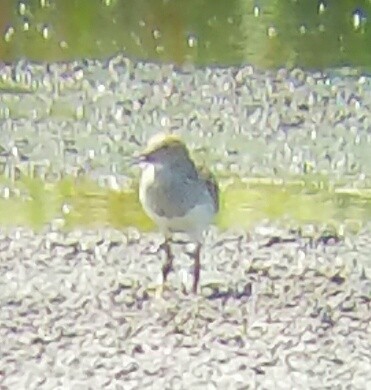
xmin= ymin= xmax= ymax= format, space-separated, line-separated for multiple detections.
xmin=145 ymin=165 xmax=208 ymax=219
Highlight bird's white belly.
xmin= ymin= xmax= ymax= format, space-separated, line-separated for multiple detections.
xmin=154 ymin=202 xmax=214 ymax=238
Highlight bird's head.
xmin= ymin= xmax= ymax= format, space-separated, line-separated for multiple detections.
xmin=138 ymin=133 xmax=191 ymax=167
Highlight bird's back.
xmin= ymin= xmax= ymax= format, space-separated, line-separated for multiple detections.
xmin=197 ymin=165 xmax=219 ymax=214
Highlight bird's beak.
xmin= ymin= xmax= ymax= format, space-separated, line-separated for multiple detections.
xmin=131 ymin=153 xmax=147 ymax=167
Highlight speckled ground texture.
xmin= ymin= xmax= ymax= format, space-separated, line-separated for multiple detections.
xmin=0 ymin=56 xmax=371 ymax=389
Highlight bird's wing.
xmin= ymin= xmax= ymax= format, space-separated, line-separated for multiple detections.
xmin=197 ymin=165 xmax=219 ymax=213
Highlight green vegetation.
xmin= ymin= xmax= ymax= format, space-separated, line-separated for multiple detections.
xmin=0 ymin=174 xmax=369 ymax=235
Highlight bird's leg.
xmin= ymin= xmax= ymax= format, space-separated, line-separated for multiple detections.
xmin=162 ymin=234 xmax=174 ymax=285
xmin=192 ymin=242 xmax=202 ymax=294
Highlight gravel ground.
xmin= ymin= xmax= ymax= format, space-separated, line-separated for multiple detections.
xmin=0 ymin=57 xmax=370 ymax=389
xmin=0 ymin=224 xmax=370 ymax=389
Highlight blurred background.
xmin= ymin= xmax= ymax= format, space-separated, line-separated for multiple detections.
xmin=0 ymin=0 xmax=370 ymax=70
xmin=0 ymin=0 xmax=370 ymax=231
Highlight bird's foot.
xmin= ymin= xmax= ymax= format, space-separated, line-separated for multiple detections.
xmin=153 ymin=281 xmax=171 ymax=299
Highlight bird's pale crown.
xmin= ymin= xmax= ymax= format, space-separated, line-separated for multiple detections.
xmin=141 ymin=133 xmax=187 ymax=157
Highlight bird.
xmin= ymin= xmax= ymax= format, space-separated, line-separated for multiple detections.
xmin=137 ymin=132 xmax=219 ymax=293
